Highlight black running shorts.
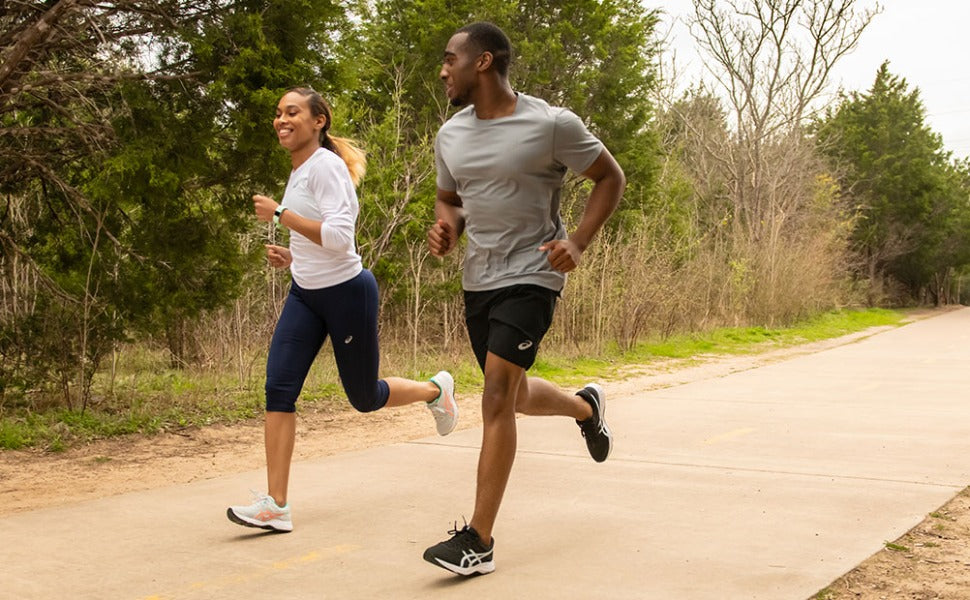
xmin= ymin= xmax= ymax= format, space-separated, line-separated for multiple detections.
xmin=463 ymin=284 xmax=559 ymax=371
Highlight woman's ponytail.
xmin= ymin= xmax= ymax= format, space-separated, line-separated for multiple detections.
xmin=323 ymin=134 xmax=366 ymax=187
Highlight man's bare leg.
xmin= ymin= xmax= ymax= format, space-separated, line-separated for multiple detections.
xmin=514 ymin=376 xmax=592 ymax=420
xmin=468 ymin=352 xmax=524 ymax=544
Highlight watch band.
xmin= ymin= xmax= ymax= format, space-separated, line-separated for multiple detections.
xmin=273 ymin=205 xmax=287 ymax=225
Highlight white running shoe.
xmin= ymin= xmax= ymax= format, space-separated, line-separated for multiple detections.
xmin=227 ymin=491 xmax=292 ymax=532
xmin=428 ymin=371 xmax=459 ymax=435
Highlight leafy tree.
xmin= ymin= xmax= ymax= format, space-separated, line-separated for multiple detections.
xmin=676 ymin=0 xmax=877 ymax=323
xmin=2 ymin=1 xmax=229 ymax=403
xmin=815 ymin=62 xmax=970 ymax=303
xmin=0 ymin=1 xmax=351 ymax=403
xmin=688 ymin=0 xmax=878 ymax=238
xmin=654 ymin=90 xmax=733 ymax=251
xmin=345 ymin=0 xmax=662 ymax=311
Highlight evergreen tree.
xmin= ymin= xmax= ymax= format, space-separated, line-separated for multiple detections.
xmin=816 ymin=62 xmax=970 ymax=303
xmin=0 ymin=1 xmax=351 ymax=402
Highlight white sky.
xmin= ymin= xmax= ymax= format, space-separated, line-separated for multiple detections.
xmin=654 ymin=1 xmax=970 ymax=160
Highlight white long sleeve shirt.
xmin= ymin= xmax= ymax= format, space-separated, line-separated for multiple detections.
xmin=280 ymin=147 xmax=363 ymax=289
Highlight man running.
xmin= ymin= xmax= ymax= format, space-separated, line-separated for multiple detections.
xmin=423 ymin=22 xmax=626 ymax=576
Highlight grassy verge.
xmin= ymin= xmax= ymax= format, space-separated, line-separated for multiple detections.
xmin=0 ymin=307 xmax=904 ymax=451
xmin=529 ymin=307 xmax=905 ymax=390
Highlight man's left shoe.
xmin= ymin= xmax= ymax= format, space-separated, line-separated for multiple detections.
xmin=423 ymin=523 xmax=495 ymax=576
xmin=576 ymin=383 xmax=612 ymax=462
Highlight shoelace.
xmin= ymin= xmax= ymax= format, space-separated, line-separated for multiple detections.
xmin=442 ymin=523 xmax=488 ymax=554
xmin=446 ymin=517 xmax=471 ymax=538
xmin=580 ymin=416 xmax=605 ymax=438
xmin=248 ymin=489 xmax=276 ymax=508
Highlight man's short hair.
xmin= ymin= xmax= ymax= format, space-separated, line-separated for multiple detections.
xmin=456 ymin=22 xmax=512 ymax=76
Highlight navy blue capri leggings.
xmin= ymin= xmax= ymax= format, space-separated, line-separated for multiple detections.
xmin=265 ymin=269 xmax=390 ymax=413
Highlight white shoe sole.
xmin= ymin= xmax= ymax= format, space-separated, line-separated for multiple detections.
xmin=432 ymin=556 xmax=496 ymax=576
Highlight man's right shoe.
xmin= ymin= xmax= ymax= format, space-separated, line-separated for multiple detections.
xmin=423 ymin=523 xmax=495 ymax=576
xmin=576 ymin=383 xmax=612 ymax=462
xmin=428 ymin=371 xmax=459 ymax=435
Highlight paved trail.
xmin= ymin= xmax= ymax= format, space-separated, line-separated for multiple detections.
xmin=3 ymin=308 xmax=970 ymax=599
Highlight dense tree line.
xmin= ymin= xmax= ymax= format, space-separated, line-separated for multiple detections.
xmin=2 ymin=0 xmax=968 ymax=408
xmin=815 ymin=62 xmax=970 ymax=304
xmin=1 ymin=0 xmax=354 ymax=405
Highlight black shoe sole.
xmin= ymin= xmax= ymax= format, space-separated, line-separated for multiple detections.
xmin=226 ymin=508 xmax=291 ymax=533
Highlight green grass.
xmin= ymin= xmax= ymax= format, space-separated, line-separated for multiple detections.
xmin=0 ymin=395 xmax=264 ymax=451
xmin=884 ymin=542 xmax=910 ymax=552
xmin=0 ymin=307 xmax=904 ymax=451
xmin=531 ymin=307 xmax=904 ymax=389
xmin=627 ymin=307 xmax=903 ymax=361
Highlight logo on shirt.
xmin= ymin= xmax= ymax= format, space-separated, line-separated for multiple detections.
xmin=344 ymin=336 xmax=353 ymax=344
xmin=517 ymin=340 xmax=534 ymax=351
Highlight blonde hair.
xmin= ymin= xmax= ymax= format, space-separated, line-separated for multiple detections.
xmin=327 ymin=135 xmax=366 ymax=187
xmin=286 ymin=87 xmax=366 ymax=186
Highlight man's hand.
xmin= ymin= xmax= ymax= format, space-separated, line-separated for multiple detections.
xmin=265 ymin=244 xmax=292 ymax=269
xmin=252 ymin=194 xmax=278 ymax=223
xmin=539 ymin=239 xmax=582 ymax=273
xmin=428 ymin=219 xmax=458 ymax=257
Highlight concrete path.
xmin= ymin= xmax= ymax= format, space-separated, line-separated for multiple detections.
xmin=3 ymin=308 xmax=970 ymax=599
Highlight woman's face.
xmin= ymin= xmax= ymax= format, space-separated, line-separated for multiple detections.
xmin=274 ymin=92 xmax=325 ymax=152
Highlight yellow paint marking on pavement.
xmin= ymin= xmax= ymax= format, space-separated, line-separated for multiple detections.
xmin=273 ymin=550 xmax=322 ymax=570
xmin=142 ymin=545 xmax=358 ymax=599
xmin=703 ymin=428 xmax=756 ymax=445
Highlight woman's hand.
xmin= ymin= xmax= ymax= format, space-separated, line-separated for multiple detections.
xmin=253 ymin=194 xmax=278 ymax=223
xmin=265 ymin=244 xmax=292 ymax=269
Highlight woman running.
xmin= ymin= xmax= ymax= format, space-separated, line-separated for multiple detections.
xmin=227 ymin=87 xmax=458 ymax=533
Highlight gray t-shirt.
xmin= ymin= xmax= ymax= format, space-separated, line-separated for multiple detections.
xmin=435 ymin=93 xmax=604 ymax=292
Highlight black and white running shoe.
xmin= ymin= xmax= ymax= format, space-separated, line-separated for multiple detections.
xmin=576 ymin=383 xmax=612 ymax=462
xmin=423 ymin=523 xmax=495 ymax=576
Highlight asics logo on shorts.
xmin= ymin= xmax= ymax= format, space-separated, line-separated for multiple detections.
xmin=517 ymin=340 xmax=533 ymax=351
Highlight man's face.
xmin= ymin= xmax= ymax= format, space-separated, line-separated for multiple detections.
xmin=440 ymin=33 xmax=481 ymax=107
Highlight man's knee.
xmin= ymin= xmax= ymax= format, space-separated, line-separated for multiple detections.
xmin=481 ymin=389 xmax=516 ymax=422
xmin=482 ymin=352 xmax=524 ymax=420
